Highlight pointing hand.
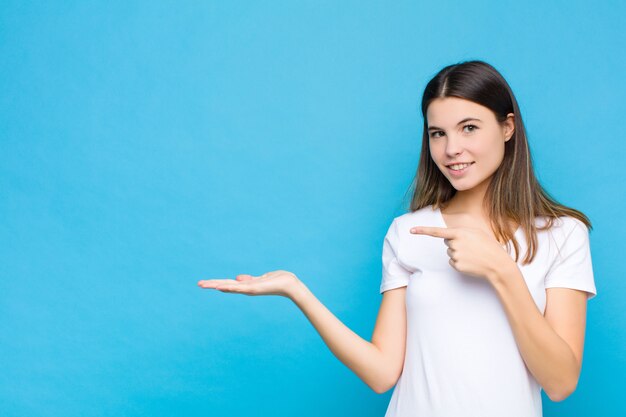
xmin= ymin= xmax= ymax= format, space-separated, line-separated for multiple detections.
xmin=410 ymin=226 xmax=515 ymax=282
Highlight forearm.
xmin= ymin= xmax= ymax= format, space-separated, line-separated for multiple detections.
xmin=288 ymin=281 xmax=390 ymax=393
xmin=488 ymin=264 xmax=579 ymax=401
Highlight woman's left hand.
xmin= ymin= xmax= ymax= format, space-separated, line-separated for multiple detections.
xmin=409 ymin=225 xmax=515 ymax=282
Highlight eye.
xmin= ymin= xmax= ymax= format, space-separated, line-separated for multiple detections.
xmin=430 ymin=130 xmax=445 ymax=138
xmin=463 ymin=124 xmax=478 ymax=133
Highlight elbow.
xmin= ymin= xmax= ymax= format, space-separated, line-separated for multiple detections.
xmin=371 ymin=373 xmax=401 ymax=394
xmin=546 ymin=361 xmax=581 ymax=402
xmin=371 ymin=385 xmax=385 ymax=394
xmin=369 ymin=378 xmax=390 ymax=394
xmin=371 ymin=382 xmax=392 ymax=394
xmin=546 ymin=390 xmax=572 ymax=403
xmin=546 ymin=380 xmax=578 ymax=402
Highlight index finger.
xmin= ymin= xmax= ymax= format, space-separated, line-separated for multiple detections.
xmin=410 ymin=226 xmax=457 ymax=239
xmin=198 ymin=278 xmax=237 ymax=288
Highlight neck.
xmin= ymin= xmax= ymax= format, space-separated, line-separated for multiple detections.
xmin=444 ymin=178 xmax=490 ymax=217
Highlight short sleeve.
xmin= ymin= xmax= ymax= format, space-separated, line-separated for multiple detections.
xmin=545 ymin=218 xmax=597 ymax=300
xmin=380 ymin=218 xmax=412 ymax=294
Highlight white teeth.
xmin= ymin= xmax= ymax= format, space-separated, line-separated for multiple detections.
xmin=449 ymin=163 xmax=472 ymax=170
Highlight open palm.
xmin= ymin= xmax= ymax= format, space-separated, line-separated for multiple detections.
xmin=197 ymin=270 xmax=300 ymax=298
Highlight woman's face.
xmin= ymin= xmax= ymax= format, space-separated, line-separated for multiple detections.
xmin=426 ymin=97 xmax=515 ymax=192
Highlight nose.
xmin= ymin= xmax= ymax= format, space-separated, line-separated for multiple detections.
xmin=444 ymin=133 xmax=464 ymax=157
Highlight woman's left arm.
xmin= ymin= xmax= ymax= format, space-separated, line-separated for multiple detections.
xmin=409 ymin=224 xmax=592 ymax=402
xmin=488 ymin=264 xmax=588 ymax=402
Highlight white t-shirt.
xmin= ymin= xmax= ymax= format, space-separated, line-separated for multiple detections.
xmin=380 ymin=205 xmax=597 ymax=417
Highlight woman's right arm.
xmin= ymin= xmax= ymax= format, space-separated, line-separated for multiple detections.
xmin=288 ymin=281 xmax=407 ymax=394
xmin=199 ymin=271 xmax=408 ymax=394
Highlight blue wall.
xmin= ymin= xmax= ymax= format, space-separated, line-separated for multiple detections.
xmin=1 ymin=1 xmax=624 ymax=416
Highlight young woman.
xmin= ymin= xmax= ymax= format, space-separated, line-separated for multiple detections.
xmin=198 ymin=60 xmax=597 ymax=417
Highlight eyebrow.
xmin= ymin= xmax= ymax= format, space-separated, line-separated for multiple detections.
xmin=427 ymin=118 xmax=482 ymax=131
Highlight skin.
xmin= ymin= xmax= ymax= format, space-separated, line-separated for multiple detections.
xmin=426 ymin=96 xmax=515 ymax=227
xmin=198 ymin=97 xmax=591 ymax=400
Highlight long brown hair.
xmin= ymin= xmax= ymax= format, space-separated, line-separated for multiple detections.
xmin=404 ymin=60 xmax=592 ymax=265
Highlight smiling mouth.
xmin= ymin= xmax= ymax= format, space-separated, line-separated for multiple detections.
xmin=446 ymin=162 xmax=475 ymax=171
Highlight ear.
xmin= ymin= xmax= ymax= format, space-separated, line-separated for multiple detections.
xmin=503 ymin=113 xmax=515 ymax=141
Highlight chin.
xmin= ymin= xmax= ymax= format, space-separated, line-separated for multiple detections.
xmin=451 ymin=184 xmax=473 ymax=191
xmin=447 ymin=179 xmax=477 ymax=191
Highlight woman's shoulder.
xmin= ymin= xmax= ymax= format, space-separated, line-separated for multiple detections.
xmin=535 ymin=214 xmax=590 ymax=246
xmin=389 ymin=205 xmax=440 ymax=231
xmin=537 ymin=214 xmax=588 ymax=231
